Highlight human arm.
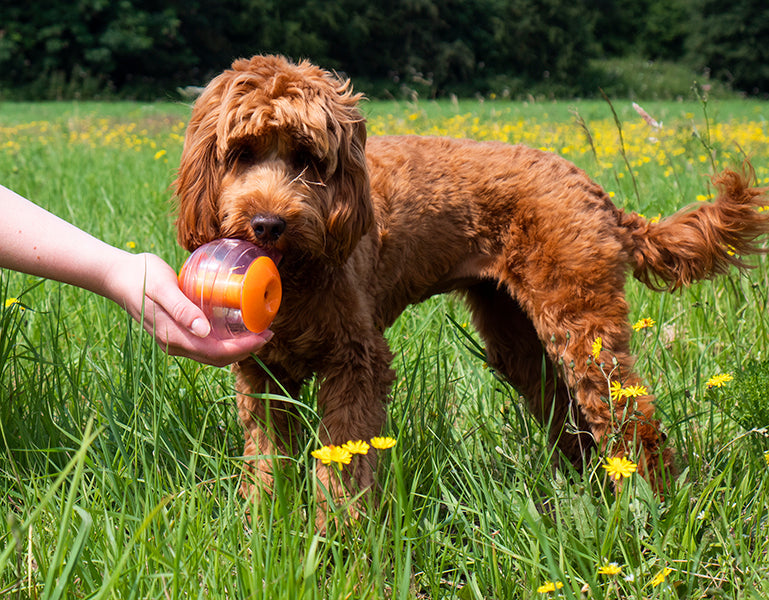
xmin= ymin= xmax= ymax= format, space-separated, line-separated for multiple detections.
xmin=0 ymin=185 xmax=269 ymax=366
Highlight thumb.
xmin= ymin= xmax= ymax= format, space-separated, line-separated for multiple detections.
xmin=147 ymin=265 xmax=212 ymax=338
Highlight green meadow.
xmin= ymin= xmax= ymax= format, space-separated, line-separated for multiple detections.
xmin=1 ymin=96 xmax=769 ymax=598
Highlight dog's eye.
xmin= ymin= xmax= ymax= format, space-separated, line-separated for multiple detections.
xmin=292 ymin=148 xmax=326 ymax=175
xmin=230 ymin=145 xmax=257 ymax=165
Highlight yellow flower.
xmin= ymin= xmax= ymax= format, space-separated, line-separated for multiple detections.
xmin=602 ymin=456 xmax=638 ymax=480
xmin=632 ymin=317 xmax=656 ymax=332
xmin=126 ymin=241 xmax=137 ymax=249
xmin=536 ymin=581 xmax=564 ymax=594
xmin=537 ymin=581 xmax=563 ymax=594
xmin=706 ymin=373 xmax=733 ymax=389
xmin=597 ymin=562 xmax=622 ymax=576
xmin=342 ymin=440 xmax=370 ymax=455
xmin=591 ymin=337 xmax=602 ymax=361
xmin=311 ymin=445 xmax=352 ymax=469
xmin=763 ymin=450 xmax=769 ymax=466
xmin=650 ymin=567 xmax=672 ymax=588
xmin=4 ymin=297 xmax=21 ymax=309
xmin=610 ymin=382 xmax=648 ymax=400
xmin=620 ymin=384 xmax=648 ymax=398
xmin=370 ymin=436 xmax=397 ymax=450
xmin=153 ymin=149 xmax=167 ymax=160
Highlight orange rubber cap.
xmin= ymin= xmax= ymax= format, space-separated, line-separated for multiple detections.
xmin=240 ymin=256 xmax=282 ymax=333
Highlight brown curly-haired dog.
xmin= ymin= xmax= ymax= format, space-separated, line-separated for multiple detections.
xmin=175 ymin=54 xmax=769 ymax=510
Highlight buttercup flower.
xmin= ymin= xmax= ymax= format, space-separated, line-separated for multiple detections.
xmin=536 ymin=581 xmax=564 ymax=594
xmin=370 ymin=436 xmax=397 ymax=450
xmin=311 ymin=445 xmax=352 ymax=469
xmin=632 ymin=317 xmax=656 ymax=332
xmin=591 ymin=337 xmax=602 ymax=361
xmin=706 ymin=373 xmax=733 ymax=389
xmin=597 ymin=562 xmax=622 ymax=576
xmin=342 ymin=440 xmax=370 ymax=455
xmin=602 ymin=456 xmax=638 ymax=480
xmin=650 ymin=567 xmax=672 ymax=588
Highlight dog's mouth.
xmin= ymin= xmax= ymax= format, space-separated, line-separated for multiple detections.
xmin=254 ymin=243 xmax=283 ymax=267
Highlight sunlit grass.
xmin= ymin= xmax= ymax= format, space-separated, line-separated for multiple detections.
xmin=1 ymin=97 xmax=769 ymax=597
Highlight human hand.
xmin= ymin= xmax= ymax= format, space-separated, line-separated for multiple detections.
xmin=105 ymin=252 xmax=271 ymax=366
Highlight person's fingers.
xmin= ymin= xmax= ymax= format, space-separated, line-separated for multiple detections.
xmin=158 ymin=328 xmax=273 ymax=367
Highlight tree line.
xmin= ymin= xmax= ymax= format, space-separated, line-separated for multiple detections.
xmin=0 ymin=0 xmax=767 ymax=100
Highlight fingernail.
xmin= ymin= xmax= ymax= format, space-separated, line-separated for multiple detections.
xmin=190 ymin=318 xmax=211 ymax=338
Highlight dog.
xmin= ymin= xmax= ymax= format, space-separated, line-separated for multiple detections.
xmin=174 ymin=54 xmax=769 ymax=511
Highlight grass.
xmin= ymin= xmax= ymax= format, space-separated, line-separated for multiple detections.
xmin=1 ymin=92 xmax=769 ymax=598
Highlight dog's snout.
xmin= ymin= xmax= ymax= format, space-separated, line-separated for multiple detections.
xmin=251 ymin=214 xmax=287 ymax=242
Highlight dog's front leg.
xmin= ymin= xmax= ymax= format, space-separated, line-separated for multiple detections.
xmin=314 ymin=333 xmax=395 ymax=521
xmin=234 ymin=359 xmax=303 ymax=501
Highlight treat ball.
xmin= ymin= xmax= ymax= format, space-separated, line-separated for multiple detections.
xmin=179 ymin=239 xmax=282 ymax=338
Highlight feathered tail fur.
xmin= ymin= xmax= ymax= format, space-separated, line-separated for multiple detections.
xmin=620 ymin=168 xmax=769 ymax=291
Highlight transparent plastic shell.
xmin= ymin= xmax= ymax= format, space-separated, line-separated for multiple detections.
xmin=179 ymin=239 xmax=282 ymax=339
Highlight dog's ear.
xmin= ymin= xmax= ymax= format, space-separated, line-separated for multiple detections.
xmin=174 ymin=81 xmax=225 ymax=251
xmin=321 ymin=85 xmax=374 ymax=265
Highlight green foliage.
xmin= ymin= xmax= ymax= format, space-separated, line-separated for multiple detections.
xmin=686 ymin=0 xmax=769 ymax=96
xmin=4 ymin=0 xmax=765 ymax=99
xmin=589 ymin=57 xmax=733 ymax=101
xmin=712 ymin=360 xmax=769 ymax=442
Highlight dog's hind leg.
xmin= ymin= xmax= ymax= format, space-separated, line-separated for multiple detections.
xmin=514 ymin=282 xmax=673 ymax=492
xmin=463 ymin=281 xmax=595 ymax=470
xmin=234 ymin=360 xmax=303 ymax=499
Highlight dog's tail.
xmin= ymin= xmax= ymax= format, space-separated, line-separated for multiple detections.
xmin=619 ymin=168 xmax=769 ymax=291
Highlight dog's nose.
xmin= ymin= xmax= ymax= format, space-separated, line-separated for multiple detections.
xmin=250 ymin=215 xmax=287 ymax=242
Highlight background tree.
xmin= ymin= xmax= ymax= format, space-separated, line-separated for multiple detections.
xmin=0 ymin=0 xmax=765 ymax=99
xmin=686 ymin=0 xmax=769 ymax=95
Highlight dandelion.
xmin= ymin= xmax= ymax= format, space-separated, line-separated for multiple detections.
xmin=610 ymin=381 xmax=648 ymax=400
xmin=536 ymin=581 xmax=564 ymax=594
xmin=632 ymin=317 xmax=656 ymax=332
xmin=153 ymin=149 xmax=167 ymax=160
xmin=597 ymin=562 xmax=623 ymax=576
xmin=126 ymin=241 xmax=137 ymax=249
xmin=706 ymin=373 xmax=733 ymax=389
xmin=602 ymin=456 xmax=637 ymax=480
xmin=311 ymin=445 xmax=352 ymax=469
xmin=650 ymin=567 xmax=672 ymax=588
xmin=620 ymin=384 xmax=648 ymax=398
xmin=342 ymin=440 xmax=370 ymax=455
xmin=370 ymin=436 xmax=397 ymax=450
xmin=591 ymin=337 xmax=602 ymax=361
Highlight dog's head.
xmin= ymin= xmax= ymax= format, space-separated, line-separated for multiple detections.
xmin=174 ymin=54 xmax=373 ymax=267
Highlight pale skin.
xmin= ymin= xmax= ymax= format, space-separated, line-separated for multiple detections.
xmin=0 ymin=185 xmax=270 ymax=366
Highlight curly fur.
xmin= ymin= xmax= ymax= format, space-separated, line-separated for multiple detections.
xmin=175 ymin=55 xmax=769 ymax=513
